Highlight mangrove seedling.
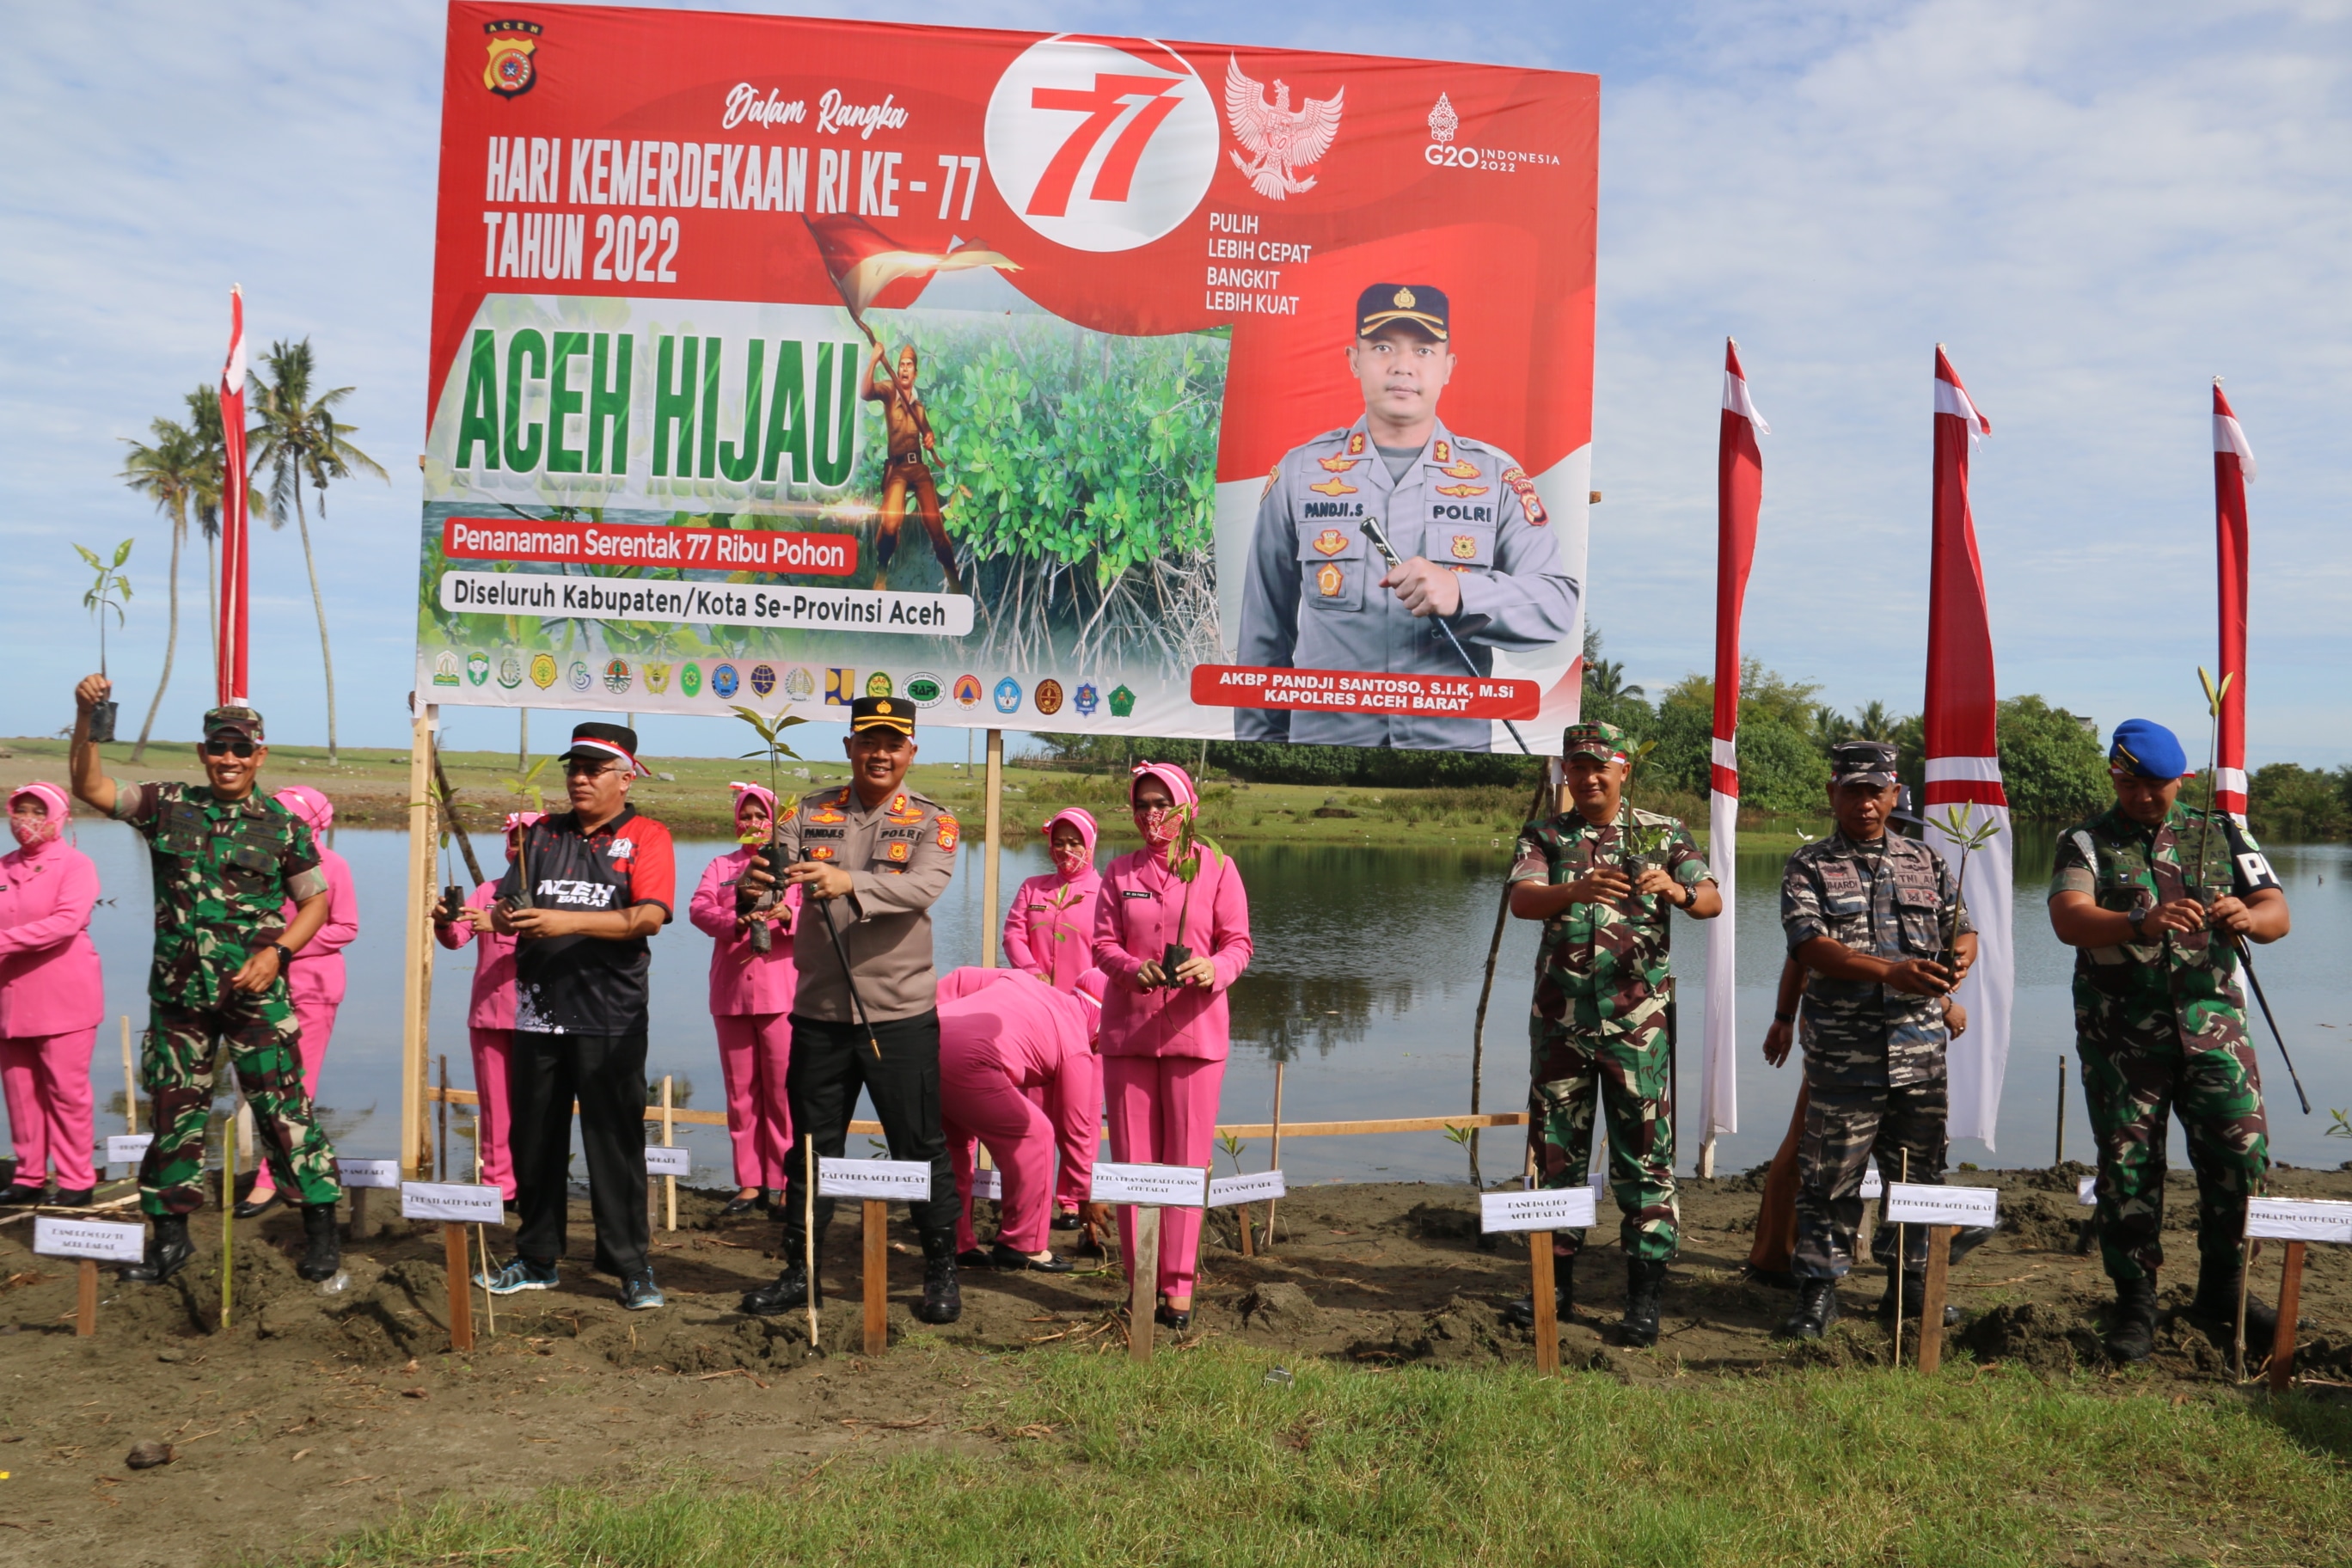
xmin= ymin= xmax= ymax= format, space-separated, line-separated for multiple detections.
xmin=76 ymin=537 xmax=133 ymax=742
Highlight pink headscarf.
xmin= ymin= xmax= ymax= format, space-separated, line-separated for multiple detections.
xmin=1040 ymin=806 xmax=1099 ymax=882
xmin=502 ymin=811 xmax=543 ymax=860
xmin=730 ymin=781 xmax=780 ymax=841
xmin=8 ymin=781 xmax=70 ymax=851
xmin=273 ymin=785 xmax=334 ymax=833
xmin=1128 ymin=760 xmax=1200 ymax=850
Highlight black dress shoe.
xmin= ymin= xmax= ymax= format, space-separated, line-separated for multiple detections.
xmin=1050 ymin=1209 xmax=1081 ymax=1231
xmin=0 ymin=1183 xmax=46 ymax=1207
xmin=1154 ymin=1302 xmax=1191 ymax=1332
xmin=741 ymin=1264 xmax=819 ymax=1316
xmin=958 ymin=1247 xmax=995 ymax=1270
xmin=233 ymin=1191 xmax=284 ymax=1220
xmin=52 ymin=1187 xmax=95 ymax=1207
xmin=989 ymin=1242 xmax=1074 ymax=1273
xmin=720 ymin=1196 xmax=760 ymax=1216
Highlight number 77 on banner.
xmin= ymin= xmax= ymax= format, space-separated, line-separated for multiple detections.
xmin=1024 ymin=75 xmax=1187 ymax=215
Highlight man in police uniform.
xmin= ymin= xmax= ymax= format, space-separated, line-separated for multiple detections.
xmin=67 ymin=676 xmax=344 ymax=1286
xmin=1504 ymin=720 xmax=1720 ymax=1345
xmin=2049 ymin=719 xmax=2290 ymax=1363
xmin=738 ymin=695 xmax=965 ymax=1324
xmin=1777 ymin=741 xmax=1977 ymax=1340
xmin=1234 ymin=284 xmax=1578 ymax=750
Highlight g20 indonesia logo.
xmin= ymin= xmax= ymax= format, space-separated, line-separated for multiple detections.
xmin=985 ymin=37 xmax=1219 ymax=253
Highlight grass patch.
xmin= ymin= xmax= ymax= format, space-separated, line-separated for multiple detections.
xmin=313 ymin=1344 xmax=2352 ymax=1567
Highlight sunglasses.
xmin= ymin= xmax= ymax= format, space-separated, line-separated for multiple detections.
xmin=203 ymin=738 xmax=257 ymax=757
xmin=562 ymin=757 xmax=620 ymax=777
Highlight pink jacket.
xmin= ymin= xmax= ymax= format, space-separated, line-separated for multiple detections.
xmin=1002 ymin=808 xmax=1102 ymax=992
xmin=278 ymin=846 xmax=358 ymax=1010
xmin=688 ymin=847 xmax=802 ymax=1016
xmin=936 ymin=965 xmax=1099 ymax=1181
xmin=0 ymin=839 xmax=103 ymax=1037
xmin=436 ymin=880 xmax=518 ymax=1031
xmin=1091 ymin=847 xmax=1252 ymax=1061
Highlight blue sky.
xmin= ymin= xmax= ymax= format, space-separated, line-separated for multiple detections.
xmin=7 ymin=1 xmax=2348 ymax=765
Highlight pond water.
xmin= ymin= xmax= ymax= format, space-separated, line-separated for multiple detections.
xmin=39 ymin=818 xmax=2352 ymax=1190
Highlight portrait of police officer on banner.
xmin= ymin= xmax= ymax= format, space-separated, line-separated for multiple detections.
xmin=1234 ymin=284 xmax=1580 ymax=750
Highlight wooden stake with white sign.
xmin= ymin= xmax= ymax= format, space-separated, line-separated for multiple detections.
xmin=401 ymin=1182 xmax=499 ymax=1350
xmin=863 ymin=1200 xmax=888 ymax=1355
xmin=444 ymin=1222 xmax=474 ymax=1351
xmin=77 ymin=1259 xmax=98 ymax=1337
xmin=1528 ymin=1234 xmax=1559 ymax=1375
xmin=2269 ymin=1241 xmax=2304 ymax=1393
xmin=1916 ymin=1226 xmax=1953 ymax=1375
xmin=1129 ymin=1206 xmax=1160 ymax=1363
xmin=34 ymin=1217 xmax=143 ymax=1338
xmin=661 ymin=1075 xmax=677 ymax=1233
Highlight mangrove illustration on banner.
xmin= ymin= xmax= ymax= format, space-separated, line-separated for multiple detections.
xmin=415 ymin=5 xmax=1597 ymax=751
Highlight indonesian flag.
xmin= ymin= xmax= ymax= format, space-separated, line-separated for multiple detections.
xmin=217 ymin=285 xmax=250 ymax=707
xmin=804 ymin=214 xmax=1019 ymax=332
xmin=2213 ymin=379 xmax=2255 ymax=819
xmin=1700 ymin=339 xmax=1767 ymax=1147
xmin=1923 ymin=346 xmax=2011 ymax=1148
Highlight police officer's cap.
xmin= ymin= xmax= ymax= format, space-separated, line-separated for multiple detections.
xmin=1561 ymin=720 xmax=1628 ymax=763
xmin=1357 ymin=283 xmax=1449 ymax=341
xmin=850 ymin=695 xmax=915 ymax=737
xmin=1828 ymin=741 xmax=1900 ymax=787
xmin=2109 ymin=719 xmax=2187 ymax=780
xmin=203 ymin=705 xmax=265 ymax=744
xmin=562 ymin=721 xmax=642 ymax=775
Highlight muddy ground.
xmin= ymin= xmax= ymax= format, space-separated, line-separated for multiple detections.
xmin=3 ymin=1166 xmax=2349 ymax=1566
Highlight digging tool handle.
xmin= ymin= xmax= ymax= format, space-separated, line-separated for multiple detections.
xmin=1358 ymin=518 xmax=1530 ymax=755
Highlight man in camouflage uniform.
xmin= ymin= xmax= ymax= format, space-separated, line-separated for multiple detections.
xmin=1778 ymin=741 xmax=1976 ymax=1340
xmin=2048 ymin=718 xmax=2289 ymax=1363
xmin=68 ymin=676 xmax=343 ymax=1284
xmin=1505 ymin=720 xmax=1719 ymax=1345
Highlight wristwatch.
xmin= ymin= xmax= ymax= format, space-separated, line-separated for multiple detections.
xmin=270 ymin=942 xmax=296 ymax=970
xmin=2128 ymin=910 xmax=2150 ymax=942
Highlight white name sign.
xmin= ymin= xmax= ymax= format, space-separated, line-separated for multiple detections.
xmin=1859 ymin=1162 xmax=1884 ymax=1200
xmin=2246 ymin=1197 xmax=2352 ymax=1245
xmin=33 ymin=1216 xmax=147 ymax=1263
xmin=1090 ymin=1162 xmax=1210 ymax=1208
xmin=401 ymin=1182 xmax=505 ymax=1223
xmin=818 ymin=1157 xmax=932 ymax=1202
xmin=106 ymin=1135 xmax=153 ymax=1167
xmin=341 ymin=1160 xmax=402 ymax=1191
xmin=968 ymin=1166 xmax=1002 ymax=1201
xmin=1882 ymin=1183 xmax=2000 ymax=1228
xmin=2077 ymin=1174 xmax=2098 ymax=1207
xmin=643 ymin=1144 xmax=691 ymax=1178
xmin=1208 ymin=1169 xmax=1286 ymax=1208
xmin=1480 ymin=1187 xmax=1598 ymax=1234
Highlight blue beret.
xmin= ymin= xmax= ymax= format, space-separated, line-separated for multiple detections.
xmin=2109 ymin=719 xmax=2187 ymax=780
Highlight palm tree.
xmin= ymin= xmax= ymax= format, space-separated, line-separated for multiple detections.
xmin=1584 ymin=656 xmax=1644 ymax=703
xmin=248 ymin=340 xmax=386 ymax=763
xmin=119 ymin=417 xmax=208 ymax=762
xmin=1851 ymin=699 xmax=1899 ymax=743
xmin=184 ymin=384 xmax=237 ymax=677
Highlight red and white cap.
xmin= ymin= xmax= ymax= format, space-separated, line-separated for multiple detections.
xmin=562 ymin=721 xmax=644 ymax=776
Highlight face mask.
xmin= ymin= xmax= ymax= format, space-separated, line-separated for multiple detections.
xmin=1051 ymin=841 xmax=1088 ymax=877
xmin=1135 ymin=805 xmax=1179 ymax=848
xmin=10 ymin=816 xmax=59 ymax=849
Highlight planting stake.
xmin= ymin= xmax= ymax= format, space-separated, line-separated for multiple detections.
xmin=2269 ymin=1240 xmax=2305 ymax=1393
xmin=863 ymin=1198 xmax=888 ymax=1356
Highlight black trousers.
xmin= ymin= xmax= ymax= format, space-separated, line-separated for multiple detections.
xmin=507 ymin=1029 xmax=649 ymax=1277
xmin=782 ymin=1011 xmax=956 ymax=1236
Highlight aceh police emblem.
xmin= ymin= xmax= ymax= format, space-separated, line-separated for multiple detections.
xmin=1313 ymin=528 xmax=1347 ymax=556
xmin=483 ymin=20 xmax=542 ymax=98
xmin=1450 ymin=535 xmax=1478 ymax=560
xmin=1315 ymin=562 xmax=1344 ymax=597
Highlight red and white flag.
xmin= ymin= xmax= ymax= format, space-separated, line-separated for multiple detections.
xmin=1700 ymin=340 xmax=1767 ymax=1151
xmin=2213 ymin=379 xmax=2255 ymax=819
xmin=217 ymin=285 xmax=250 ymax=707
xmin=1923 ymin=346 xmax=2011 ymax=1148
xmin=804 ymin=214 xmax=1018 ymax=331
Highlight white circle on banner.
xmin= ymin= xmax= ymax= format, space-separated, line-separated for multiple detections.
xmin=985 ymin=35 xmax=1217 ymax=253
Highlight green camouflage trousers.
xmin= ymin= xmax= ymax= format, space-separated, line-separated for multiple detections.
xmin=2079 ymin=1032 xmax=2267 ymax=1281
xmin=1528 ymin=1021 xmax=1678 ymax=1262
xmin=1794 ymin=1078 xmax=1947 ymax=1279
xmin=139 ymin=990 xmax=341 ymax=1217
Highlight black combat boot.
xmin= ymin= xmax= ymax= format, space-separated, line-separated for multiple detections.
xmin=916 ymin=1226 xmax=962 ymax=1325
xmin=2105 ymin=1275 xmax=2158 ymax=1364
xmin=1504 ymin=1253 xmax=1575 ymax=1328
xmin=296 ymin=1202 xmax=342 ymax=1282
xmin=1779 ymin=1277 xmax=1840 ymax=1340
xmin=122 ymin=1214 xmax=194 ymax=1284
xmin=2186 ymin=1250 xmax=2277 ymax=1347
xmin=1875 ymin=1272 xmax=1960 ymax=1327
xmin=1620 ymin=1257 xmax=1667 ymax=1347
xmin=740 ymin=1219 xmax=827 ymax=1316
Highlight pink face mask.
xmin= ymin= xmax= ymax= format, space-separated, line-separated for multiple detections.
xmin=9 ymin=814 xmax=60 ymax=850
xmin=1050 ymin=839 xmax=1088 ymax=877
xmin=1135 ymin=803 xmax=1180 ymax=848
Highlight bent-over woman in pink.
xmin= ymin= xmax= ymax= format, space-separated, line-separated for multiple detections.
xmin=242 ymin=785 xmax=359 ymax=1215
xmin=1001 ymin=806 xmax=1104 ymax=1225
xmin=688 ymin=782 xmax=802 ymax=1216
xmin=1091 ymin=761 xmax=1252 ymax=1329
xmin=434 ymin=812 xmax=537 ymax=1201
xmin=0 ymin=784 xmax=104 ymax=1205
xmin=936 ymin=965 xmax=1105 ymax=1271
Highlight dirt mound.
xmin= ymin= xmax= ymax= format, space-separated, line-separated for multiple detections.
xmin=1347 ymin=1292 xmax=1516 ymax=1365
xmin=1957 ymin=1301 xmax=2100 ymax=1373
xmin=2000 ymin=1191 xmax=2094 ymax=1253
xmin=1235 ymin=1280 xmax=1326 ymax=1337
xmin=1395 ymin=1202 xmax=1479 ymax=1242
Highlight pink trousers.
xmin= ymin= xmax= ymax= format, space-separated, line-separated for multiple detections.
xmin=469 ymin=1026 xmax=517 ymax=1200
xmin=1104 ymin=1055 xmax=1224 ymax=1302
xmin=714 ymin=1013 xmax=793 ymax=1191
xmin=249 ymin=996 xmax=337 ymax=1197
xmin=1 ymin=1029 xmax=97 ymax=1191
xmin=1054 ymin=1051 xmax=1101 ymax=1216
xmin=944 ymin=1062 xmax=1057 ymax=1255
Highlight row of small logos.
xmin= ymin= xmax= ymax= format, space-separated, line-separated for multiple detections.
xmin=431 ymin=648 xmax=1139 ymax=717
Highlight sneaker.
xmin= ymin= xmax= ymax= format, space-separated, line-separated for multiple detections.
xmin=620 ymin=1268 xmax=665 ymax=1310
xmin=476 ymin=1256 xmax=560 ymax=1295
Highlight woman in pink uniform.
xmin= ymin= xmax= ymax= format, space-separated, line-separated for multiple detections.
xmin=239 ymin=784 xmax=359 ymax=1216
xmin=936 ymin=965 xmax=1105 ymax=1271
xmin=434 ymin=812 xmax=536 ymax=1203
xmin=0 ymin=784 xmax=103 ymax=1206
xmin=1001 ymin=806 xmax=1103 ymax=1228
xmin=1092 ymin=761 xmax=1252 ymax=1329
xmin=688 ymin=783 xmax=801 ymax=1216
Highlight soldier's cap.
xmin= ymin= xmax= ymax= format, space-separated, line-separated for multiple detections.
xmin=1357 ymin=283 xmax=1449 ymax=341
xmin=849 ymin=695 xmax=915 ymax=737
xmin=562 ymin=721 xmax=642 ymax=775
xmin=1829 ymin=740 xmax=1900 ymax=787
xmin=2109 ymin=718 xmax=2187 ymax=780
xmin=202 ymin=705 xmax=265 ymax=744
xmin=1561 ymin=720 xmax=1628 ymax=763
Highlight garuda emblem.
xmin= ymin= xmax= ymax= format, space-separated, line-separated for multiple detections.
xmin=1223 ymin=57 xmax=1344 ymax=201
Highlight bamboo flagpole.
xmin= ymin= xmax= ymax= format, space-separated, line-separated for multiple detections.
xmin=2210 ymin=381 xmax=2255 ymax=822
xmin=982 ymin=729 xmax=1004 ymax=967
xmin=1700 ymin=339 xmax=1768 ymax=1179
xmin=400 ymin=707 xmax=439 ymax=1179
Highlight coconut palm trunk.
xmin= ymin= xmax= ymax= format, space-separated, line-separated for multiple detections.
xmin=291 ymin=479 xmax=339 ymax=763
xmin=132 ymin=513 xmax=183 ymax=762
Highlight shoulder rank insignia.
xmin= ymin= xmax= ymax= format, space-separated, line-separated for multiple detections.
xmin=1308 ymin=475 xmax=1357 ymax=497
xmin=1441 ymin=458 xmax=1480 ymax=480
xmin=1500 ymin=466 xmax=1547 ymax=525
xmin=808 ymin=806 xmax=847 ymax=825
xmin=1344 ymin=431 xmax=1366 ymax=456
xmin=1436 ymin=483 xmax=1489 ymax=498
xmin=1312 ymin=527 xmax=1348 ymax=556
xmin=1433 ymin=439 xmax=1451 ymax=463
xmin=1450 ymin=535 xmax=1479 ymax=560
xmin=1316 ymin=455 xmax=1362 ymax=473
xmin=1315 ymin=562 xmax=1344 ymax=597
xmin=809 ymin=844 xmax=837 ymax=861
xmin=936 ymin=814 xmax=960 ymax=852
xmin=1261 ymin=459 xmax=1282 ymax=500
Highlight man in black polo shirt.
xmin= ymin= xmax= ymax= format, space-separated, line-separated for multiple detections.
xmin=475 ymin=721 xmax=677 ymax=1309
